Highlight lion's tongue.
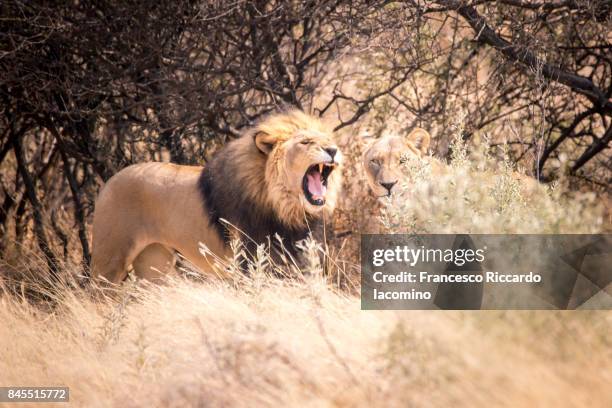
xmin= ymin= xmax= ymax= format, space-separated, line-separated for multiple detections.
xmin=307 ymin=171 xmax=326 ymax=199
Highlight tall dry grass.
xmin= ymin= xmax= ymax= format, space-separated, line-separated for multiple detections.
xmin=1 ymin=266 xmax=611 ymax=408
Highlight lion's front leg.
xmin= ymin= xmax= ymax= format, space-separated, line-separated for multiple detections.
xmin=131 ymin=243 xmax=177 ymax=283
xmin=91 ymin=237 xmax=143 ymax=284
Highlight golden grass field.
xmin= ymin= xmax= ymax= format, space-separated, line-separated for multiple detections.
xmin=1 ymin=270 xmax=611 ymax=408
xmin=1 ymin=129 xmax=611 ymax=408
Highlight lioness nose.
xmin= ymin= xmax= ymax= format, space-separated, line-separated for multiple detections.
xmin=381 ymin=181 xmax=397 ymax=193
xmin=325 ymin=147 xmax=337 ymax=160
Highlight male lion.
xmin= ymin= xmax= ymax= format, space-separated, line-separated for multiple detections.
xmin=91 ymin=110 xmax=342 ymax=284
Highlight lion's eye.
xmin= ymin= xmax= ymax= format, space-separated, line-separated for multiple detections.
xmin=399 ymin=156 xmax=407 ymax=164
xmin=300 ymin=140 xmax=310 ymax=145
xmin=370 ymin=159 xmax=380 ymax=167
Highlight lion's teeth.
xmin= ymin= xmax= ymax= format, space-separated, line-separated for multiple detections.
xmin=319 ymin=163 xmax=323 ymax=173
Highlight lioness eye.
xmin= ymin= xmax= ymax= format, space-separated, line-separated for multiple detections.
xmin=399 ymin=156 xmax=407 ymax=164
xmin=300 ymin=140 xmax=310 ymax=145
xmin=370 ymin=159 xmax=380 ymax=167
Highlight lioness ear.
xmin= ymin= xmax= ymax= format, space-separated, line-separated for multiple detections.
xmin=406 ymin=128 xmax=431 ymax=154
xmin=254 ymin=131 xmax=277 ymax=155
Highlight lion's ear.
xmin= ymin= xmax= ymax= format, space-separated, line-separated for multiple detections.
xmin=254 ymin=131 xmax=278 ymax=155
xmin=406 ymin=128 xmax=431 ymax=154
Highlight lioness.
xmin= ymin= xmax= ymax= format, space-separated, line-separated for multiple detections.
xmin=91 ymin=110 xmax=342 ymax=283
xmin=362 ymin=128 xmax=540 ymax=197
xmin=363 ymin=128 xmax=433 ymax=197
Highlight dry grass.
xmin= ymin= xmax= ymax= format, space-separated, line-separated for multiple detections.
xmin=1 ymin=258 xmax=611 ymax=408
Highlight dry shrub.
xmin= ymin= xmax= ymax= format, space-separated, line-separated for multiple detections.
xmin=379 ymin=126 xmax=604 ymax=234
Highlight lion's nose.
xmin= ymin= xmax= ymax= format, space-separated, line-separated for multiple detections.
xmin=381 ymin=181 xmax=398 ymax=194
xmin=325 ymin=147 xmax=337 ymax=160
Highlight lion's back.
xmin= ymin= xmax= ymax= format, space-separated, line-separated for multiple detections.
xmin=99 ymin=161 xmax=202 ymax=197
xmin=94 ymin=162 xmax=204 ymax=232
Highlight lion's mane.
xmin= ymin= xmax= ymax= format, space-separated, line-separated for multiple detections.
xmin=198 ymin=110 xmax=339 ymax=259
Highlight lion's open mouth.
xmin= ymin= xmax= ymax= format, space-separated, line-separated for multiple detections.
xmin=303 ymin=163 xmax=335 ymax=206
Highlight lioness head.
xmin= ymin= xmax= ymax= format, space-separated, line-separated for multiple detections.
xmin=362 ymin=128 xmax=431 ymax=197
xmin=252 ymin=110 xmax=342 ymax=224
